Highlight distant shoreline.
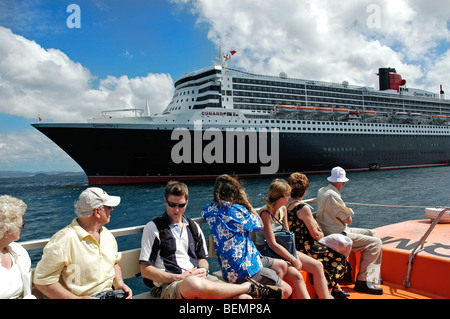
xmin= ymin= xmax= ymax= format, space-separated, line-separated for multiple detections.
xmin=0 ymin=171 xmax=85 ymax=178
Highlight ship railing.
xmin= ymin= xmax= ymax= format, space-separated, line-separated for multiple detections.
xmin=226 ymin=67 xmax=363 ymax=90
xmin=99 ymin=108 xmax=145 ymax=118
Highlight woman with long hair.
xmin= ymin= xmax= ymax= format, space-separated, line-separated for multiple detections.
xmin=255 ymin=179 xmax=332 ymax=299
xmin=202 ymin=174 xmax=291 ymax=299
xmin=286 ymin=173 xmax=350 ymax=299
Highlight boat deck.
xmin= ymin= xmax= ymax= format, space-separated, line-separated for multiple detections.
xmin=342 ymin=218 xmax=449 ymax=299
xmin=340 ymin=282 xmax=432 ymax=299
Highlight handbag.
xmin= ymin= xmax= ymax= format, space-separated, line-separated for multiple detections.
xmin=259 ymin=210 xmax=297 ymax=259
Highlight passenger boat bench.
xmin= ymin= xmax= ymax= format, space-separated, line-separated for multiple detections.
xmin=119 ymin=223 xmax=362 ymax=299
xmin=123 ymin=236 xmax=321 ymax=299
xmin=23 ymin=219 xmax=360 ymax=299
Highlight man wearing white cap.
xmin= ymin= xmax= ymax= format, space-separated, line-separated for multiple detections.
xmin=316 ymin=167 xmax=383 ymax=295
xmin=34 ymin=188 xmax=132 ymax=299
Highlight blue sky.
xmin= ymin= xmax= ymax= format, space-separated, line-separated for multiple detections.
xmin=1 ymin=0 xmax=216 ymax=79
xmin=1 ymin=0 xmax=449 ymax=173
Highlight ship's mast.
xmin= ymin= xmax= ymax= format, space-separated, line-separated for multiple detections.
xmin=213 ymin=46 xmax=228 ymax=67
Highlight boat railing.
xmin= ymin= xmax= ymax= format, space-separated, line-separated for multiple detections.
xmin=403 ymin=207 xmax=450 ymax=288
xmin=19 ymin=217 xmax=207 ymax=252
xmin=18 ymin=217 xmax=209 ymax=299
xmin=20 ymin=199 xmax=438 ymax=253
xmin=20 ymin=224 xmax=150 ymax=286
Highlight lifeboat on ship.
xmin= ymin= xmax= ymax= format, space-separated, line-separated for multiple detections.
xmin=297 ymin=106 xmax=316 ymax=114
xmin=315 ymin=107 xmax=333 ymax=115
xmin=394 ymin=111 xmax=409 ymax=120
xmin=432 ymin=114 xmax=447 ymax=123
xmin=276 ymin=105 xmax=297 ymax=113
xmin=410 ymin=113 xmax=423 ymax=123
xmin=360 ymin=110 xmax=377 ymax=117
xmin=334 ymin=108 xmax=350 ymax=116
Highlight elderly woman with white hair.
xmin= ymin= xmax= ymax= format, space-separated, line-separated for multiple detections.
xmin=0 ymin=195 xmax=36 ymax=299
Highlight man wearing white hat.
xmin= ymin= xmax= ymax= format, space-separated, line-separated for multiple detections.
xmin=316 ymin=167 xmax=383 ymax=295
xmin=34 ymin=188 xmax=132 ymax=299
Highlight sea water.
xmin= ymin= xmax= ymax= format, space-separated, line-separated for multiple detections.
xmin=1 ymin=166 xmax=449 ymax=295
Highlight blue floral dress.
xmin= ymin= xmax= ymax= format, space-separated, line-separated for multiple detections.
xmin=202 ymin=201 xmax=263 ymax=283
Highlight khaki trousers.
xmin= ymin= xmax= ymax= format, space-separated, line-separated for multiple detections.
xmin=344 ymin=227 xmax=382 ymax=283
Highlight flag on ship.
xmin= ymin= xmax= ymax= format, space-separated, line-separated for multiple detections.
xmin=224 ymin=50 xmax=237 ymax=61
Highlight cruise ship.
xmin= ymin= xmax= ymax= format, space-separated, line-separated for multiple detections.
xmin=32 ymin=56 xmax=450 ymax=185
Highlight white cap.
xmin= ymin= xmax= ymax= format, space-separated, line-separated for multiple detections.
xmin=327 ymin=166 xmax=349 ymax=183
xmin=75 ymin=187 xmax=121 ymax=213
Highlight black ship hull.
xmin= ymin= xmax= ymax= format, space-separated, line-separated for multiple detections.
xmin=33 ymin=123 xmax=450 ymax=185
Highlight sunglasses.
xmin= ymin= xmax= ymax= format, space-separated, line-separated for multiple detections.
xmin=166 ymin=200 xmax=187 ymax=208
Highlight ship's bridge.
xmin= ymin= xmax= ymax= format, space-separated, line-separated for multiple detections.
xmin=163 ymin=65 xmax=225 ymax=115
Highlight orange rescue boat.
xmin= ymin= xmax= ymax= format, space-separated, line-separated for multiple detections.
xmin=340 ymin=208 xmax=450 ymax=299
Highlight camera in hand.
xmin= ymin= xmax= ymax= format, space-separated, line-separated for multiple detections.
xmin=94 ymin=289 xmax=128 ymax=299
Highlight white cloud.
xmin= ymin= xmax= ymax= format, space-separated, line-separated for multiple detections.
xmin=0 ymin=130 xmax=80 ymax=172
xmin=98 ymin=74 xmax=174 ymax=115
xmin=0 ymin=26 xmax=174 ymax=122
xmin=122 ymin=50 xmax=134 ymax=60
xmin=177 ymin=0 xmax=450 ymax=92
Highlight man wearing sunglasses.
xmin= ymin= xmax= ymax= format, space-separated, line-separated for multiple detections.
xmin=139 ymin=181 xmax=282 ymax=299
